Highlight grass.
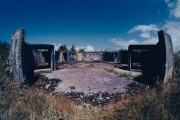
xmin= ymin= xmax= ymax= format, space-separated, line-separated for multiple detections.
xmin=0 ymin=40 xmax=180 ymax=119
xmin=82 ymin=63 xmax=139 ymax=79
xmin=56 ymin=62 xmax=140 ymax=79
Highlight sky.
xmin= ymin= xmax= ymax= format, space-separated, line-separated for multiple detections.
xmin=0 ymin=0 xmax=180 ymax=51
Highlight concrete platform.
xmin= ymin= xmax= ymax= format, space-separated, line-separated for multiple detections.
xmin=45 ymin=68 xmax=134 ymax=95
xmin=34 ymin=68 xmax=52 ymax=73
xmin=33 ymin=62 xmax=147 ymax=107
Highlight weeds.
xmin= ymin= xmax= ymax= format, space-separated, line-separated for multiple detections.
xmin=108 ymin=51 xmax=180 ymax=120
xmin=84 ymin=63 xmax=137 ymax=79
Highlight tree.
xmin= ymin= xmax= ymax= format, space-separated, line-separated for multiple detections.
xmin=58 ymin=44 xmax=69 ymax=52
xmin=116 ymin=48 xmax=128 ymax=52
xmin=100 ymin=48 xmax=109 ymax=52
xmin=69 ymin=44 xmax=76 ymax=52
xmin=78 ymin=48 xmax=85 ymax=53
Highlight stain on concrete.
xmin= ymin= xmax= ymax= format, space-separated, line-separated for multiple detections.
xmin=32 ymin=62 xmax=148 ymax=107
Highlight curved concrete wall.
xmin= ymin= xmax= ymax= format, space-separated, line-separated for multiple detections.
xmin=157 ymin=30 xmax=173 ymax=83
xmin=9 ymin=28 xmax=26 ymax=83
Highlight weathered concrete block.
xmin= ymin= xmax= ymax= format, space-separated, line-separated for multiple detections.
xmin=157 ymin=30 xmax=173 ymax=83
xmin=127 ymin=30 xmax=173 ymax=85
xmin=55 ymin=51 xmax=60 ymax=64
xmin=81 ymin=52 xmax=103 ymax=62
xmin=67 ymin=52 xmax=77 ymax=62
xmin=77 ymin=53 xmax=83 ymax=62
xmin=102 ymin=52 xmax=115 ymax=62
xmin=31 ymin=49 xmax=47 ymax=66
xmin=119 ymin=51 xmax=128 ymax=64
xmin=9 ymin=28 xmax=26 ymax=83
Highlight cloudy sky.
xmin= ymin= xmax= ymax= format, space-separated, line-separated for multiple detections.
xmin=0 ymin=0 xmax=180 ymax=51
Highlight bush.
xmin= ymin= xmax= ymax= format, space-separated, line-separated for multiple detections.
xmin=173 ymin=51 xmax=180 ymax=78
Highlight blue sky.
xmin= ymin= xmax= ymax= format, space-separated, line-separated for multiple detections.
xmin=0 ymin=0 xmax=180 ymax=51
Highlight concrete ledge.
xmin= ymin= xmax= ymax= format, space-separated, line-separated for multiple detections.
xmin=34 ymin=68 xmax=53 ymax=73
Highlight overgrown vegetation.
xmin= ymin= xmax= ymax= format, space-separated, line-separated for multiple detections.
xmin=58 ymin=44 xmax=128 ymax=53
xmin=0 ymin=40 xmax=180 ymax=119
xmin=77 ymin=48 xmax=86 ymax=53
xmin=58 ymin=44 xmax=69 ymax=53
xmin=82 ymin=63 xmax=139 ymax=79
xmin=69 ymin=44 xmax=76 ymax=52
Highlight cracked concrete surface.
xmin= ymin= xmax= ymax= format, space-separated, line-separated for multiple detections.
xmin=33 ymin=62 xmax=148 ymax=107
xmin=45 ymin=68 xmax=133 ymax=95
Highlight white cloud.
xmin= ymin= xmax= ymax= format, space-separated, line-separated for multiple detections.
xmin=165 ymin=0 xmax=180 ymax=18
xmin=110 ymin=21 xmax=180 ymax=49
xmin=129 ymin=24 xmax=159 ymax=33
xmin=163 ymin=21 xmax=180 ymax=49
xmin=109 ymin=38 xmax=140 ymax=48
xmin=85 ymin=45 xmax=95 ymax=52
xmin=110 ymin=25 xmax=161 ymax=48
xmin=109 ymin=1 xmax=180 ymax=50
xmin=168 ymin=2 xmax=175 ymax=7
xmin=75 ymin=45 xmax=95 ymax=52
xmin=109 ymin=37 xmax=158 ymax=49
xmin=171 ymin=0 xmax=180 ymax=18
xmin=165 ymin=0 xmax=170 ymax=3
xmin=140 ymin=32 xmax=151 ymax=38
xmin=75 ymin=46 xmax=83 ymax=51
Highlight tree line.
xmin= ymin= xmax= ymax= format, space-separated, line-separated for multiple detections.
xmin=58 ymin=44 xmax=127 ymax=53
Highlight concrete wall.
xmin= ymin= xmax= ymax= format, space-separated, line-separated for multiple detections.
xmin=76 ymin=52 xmax=103 ymax=62
xmin=10 ymin=28 xmax=55 ymax=83
xmin=121 ymin=51 xmax=128 ymax=64
xmin=25 ymin=44 xmax=55 ymax=82
xmin=157 ymin=30 xmax=173 ymax=83
xmin=30 ymin=49 xmax=52 ymax=68
xmin=9 ymin=28 xmax=173 ymax=84
xmin=102 ymin=52 xmax=115 ymax=62
xmin=67 ymin=52 xmax=77 ymax=62
xmin=128 ymin=30 xmax=173 ymax=84
xmin=9 ymin=28 xmax=27 ymax=83
xmin=55 ymin=51 xmax=60 ymax=63
xmin=77 ymin=53 xmax=83 ymax=62
xmin=55 ymin=51 xmax=66 ymax=63
xmin=57 ymin=52 xmax=128 ymax=63
xmin=81 ymin=52 xmax=103 ymax=62
xmin=31 ymin=50 xmax=48 ymax=67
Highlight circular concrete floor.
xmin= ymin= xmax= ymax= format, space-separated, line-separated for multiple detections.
xmin=33 ymin=62 xmax=147 ymax=107
xmin=45 ymin=68 xmax=133 ymax=95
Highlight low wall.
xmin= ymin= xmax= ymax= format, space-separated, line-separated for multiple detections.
xmin=55 ymin=52 xmax=128 ymax=63
xmin=81 ymin=52 xmax=103 ymax=62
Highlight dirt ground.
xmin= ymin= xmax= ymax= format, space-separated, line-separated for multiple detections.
xmin=33 ymin=62 xmax=148 ymax=107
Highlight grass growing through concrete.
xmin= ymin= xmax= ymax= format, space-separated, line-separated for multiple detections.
xmin=83 ymin=63 xmax=139 ymax=80
xmin=0 ymin=41 xmax=180 ymax=119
